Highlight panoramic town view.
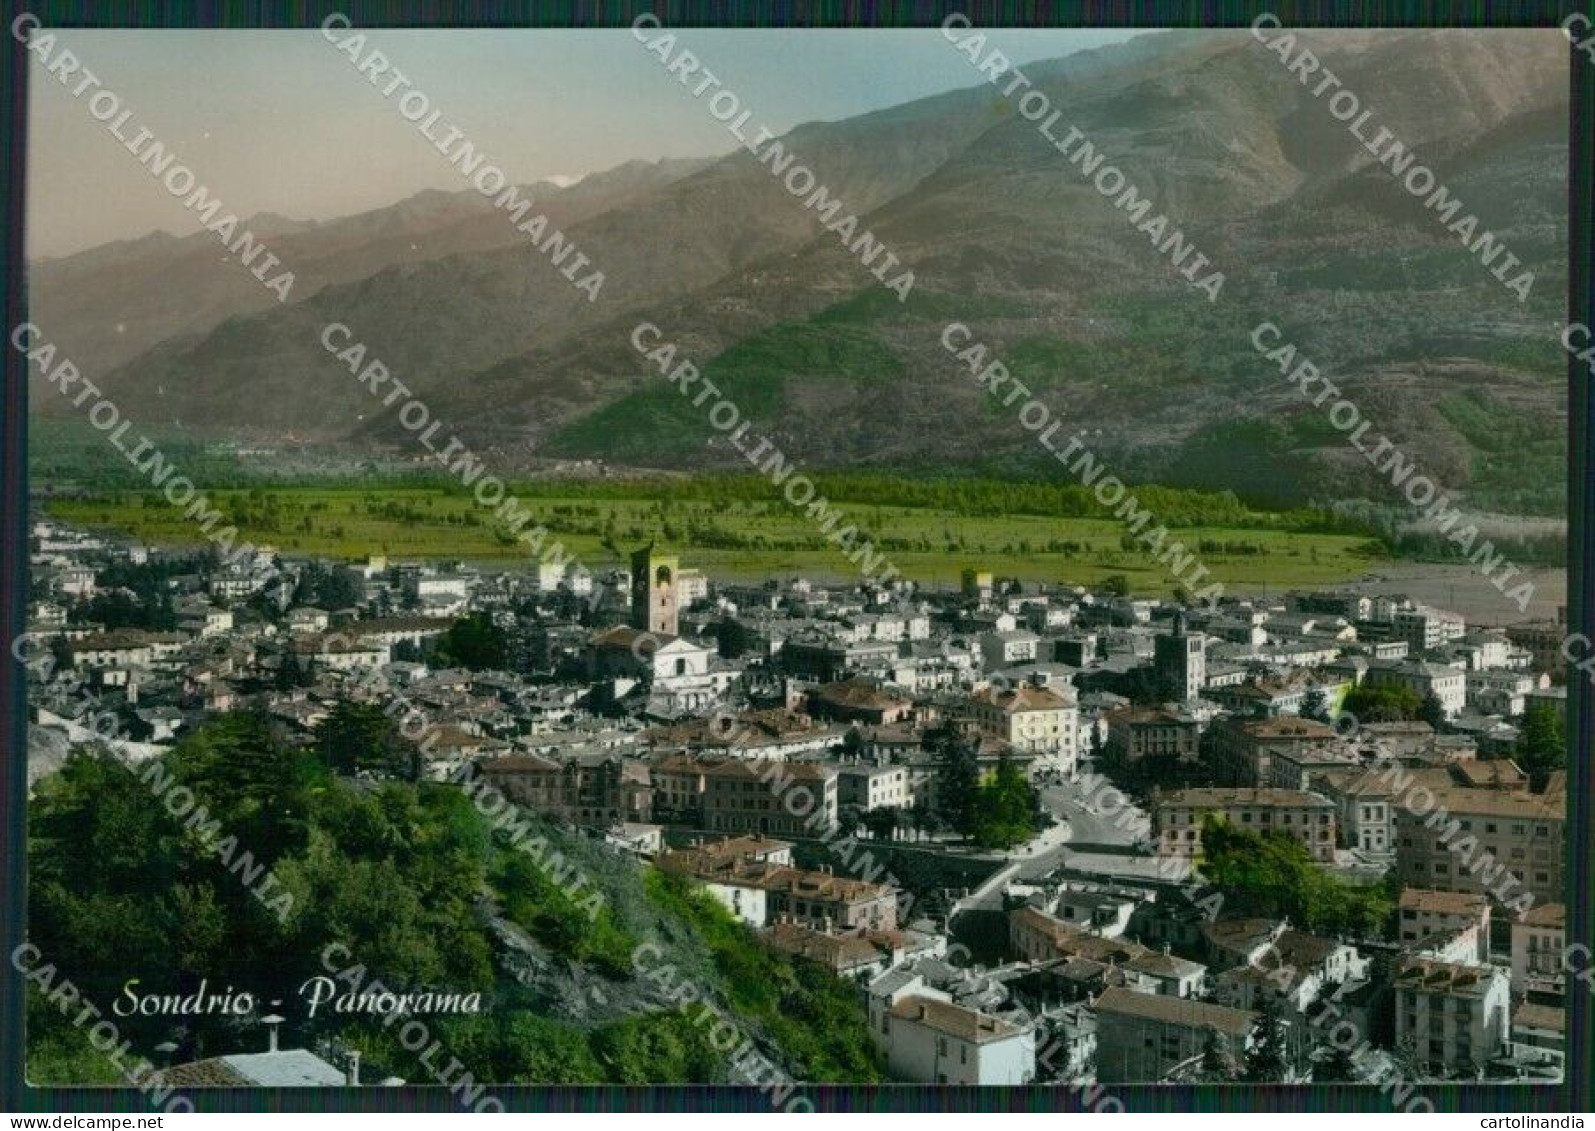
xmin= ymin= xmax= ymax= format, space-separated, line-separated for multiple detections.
xmin=16 ymin=20 xmax=1575 ymax=1101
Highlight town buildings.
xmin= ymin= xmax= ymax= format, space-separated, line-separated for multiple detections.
xmin=23 ymin=517 xmax=1568 ymax=1087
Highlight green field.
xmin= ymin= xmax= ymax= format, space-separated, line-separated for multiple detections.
xmin=44 ymin=480 xmax=1384 ymax=594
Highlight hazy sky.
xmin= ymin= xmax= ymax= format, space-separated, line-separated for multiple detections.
xmin=26 ymin=27 xmax=1147 ymax=259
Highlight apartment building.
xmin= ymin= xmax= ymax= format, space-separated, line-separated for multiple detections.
xmin=1092 ymin=987 xmax=1255 ymax=1084
xmin=760 ymin=866 xmax=899 ymax=932
xmin=1392 ymin=958 xmax=1510 ymax=1075
xmin=1008 ymin=906 xmax=1205 ymax=997
xmin=1511 ymin=1001 xmax=1565 ymax=1071
xmin=967 ymin=684 xmax=1079 ymax=775
xmin=1313 ymin=767 xmax=1397 ymax=852
xmin=654 ymin=836 xmax=794 ymax=925
xmin=1510 ymin=903 xmax=1566 ymax=998
xmin=1392 ymin=605 xmax=1466 ymax=652
xmin=1205 ymin=715 xmax=1338 ymax=787
xmin=700 ymin=759 xmax=839 ymax=838
xmin=656 ymin=836 xmax=895 ymax=930
xmin=1397 ymin=889 xmax=1490 ymax=963
xmin=481 ymin=752 xmax=652 ymax=826
xmin=1392 ymin=786 xmax=1563 ymax=908
xmin=1365 ymin=659 xmax=1467 ymax=719
xmin=838 ymin=763 xmax=913 ymax=812
xmin=1270 ymin=744 xmax=1362 ymax=791
xmin=1154 ymin=788 xmax=1337 ymax=863
xmin=650 ymin=753 xmax=719 ymax=823
xmin=1104 ymin=707 xmax=1200 ymax=766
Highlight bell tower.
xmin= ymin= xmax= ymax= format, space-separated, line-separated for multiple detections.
xmin=630 ymin=543 xmax=679 ymax=637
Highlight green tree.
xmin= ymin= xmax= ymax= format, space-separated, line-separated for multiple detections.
xmin=970 ymin=753 xmax=1037 ymax=850
xmin=298 ymin=561 xmax=362 ymax=610
xmin=1196 ymin=1023 xmax=1241 ymax=1082
xmin=434 ymin=613 xmax=508 ymax=671
xmin=911 ymin=798 xmax=946 ymax=842
xmin=1517 ymin=704 xmax=1565 ymax=788
xmin=48 ymin=634 xmax=72 ymax=674
xmin=1316 ymin=1038 xmax=1361 ymax=1082
xmin=314 ymin=698 xmax=421 ymax=779
xmin=931 ymin=726 xmax=981 ymax=834
xmin=715 ymin=618 xmax=752 ymax=658
xmin=172 ymin=709 xmax=322 ymax=852
xmin=1342 ymin=684 xmax=1422 ymax=723
xmin=862 ymin=806 xmax=901 ymax=842
xmin=1418 ymin=691 xmax=1446 ymax=730
xmin=1198 ymin=815 xmax=1392 ymax=937
xmin=275 ymin=649 xmax=307 ymax=692
xmin=1243 ymin=993 xmax=1290 ymax=1082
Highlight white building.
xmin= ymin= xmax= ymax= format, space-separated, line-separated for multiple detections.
xmin=179 ymin=605 xmax=233 ymax=639
xmin=675 ymin=568 xmax=710 ymax=608
xmin=1397 ymin=889 xmax=1490 ymax=964
xmin=1510 ymin=903 xmax=1565 ymax=998
xmin=865 ymin=969 xmax=948 ymax=1055
xmin=885 ymin=996 xmax=1035 ymax=1085
xmin=838 ymin=764 xmax=912 ymax=812
xmin=966 ymin=684 xmax=1078 ymax=776
xmin=295 ymin=635 xmax=386 ymax=672
xmin=1393 ymin=605 xmax=1466 ymax=652
xmin=1365 ymin=660 xmax=1467 ymax=719
xmin=1465 ymin=669 xmax=1537 ymax=718
xmin=56 ymin=566 xmax=97 ymax=598
xmin=405 ymin=572 xmax=471 ymax=602
xmin=978 ymin=630 xmax=1039 ymax=671
xmin=287 ymin=606 xmax=330 ymax=634
xmin=1309 ymin=768 xmax=1396 ymax=853
xmin=1392 ymin=958 xmax=1510 ymax=1075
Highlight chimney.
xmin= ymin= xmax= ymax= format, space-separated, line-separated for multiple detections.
xmin=261 ymin=1013 xmax=285 ymax=1053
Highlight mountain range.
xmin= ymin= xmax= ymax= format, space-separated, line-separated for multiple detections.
xmin=29 ymin=29 xmax=1569 ymax=514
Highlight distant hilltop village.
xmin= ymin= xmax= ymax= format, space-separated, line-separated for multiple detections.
xmin=25 ymin=517 xmax=1572 ymax=1086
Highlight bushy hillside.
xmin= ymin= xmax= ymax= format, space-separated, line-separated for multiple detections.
xmin=26 ymin=713 xmax=881 ymax=1086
